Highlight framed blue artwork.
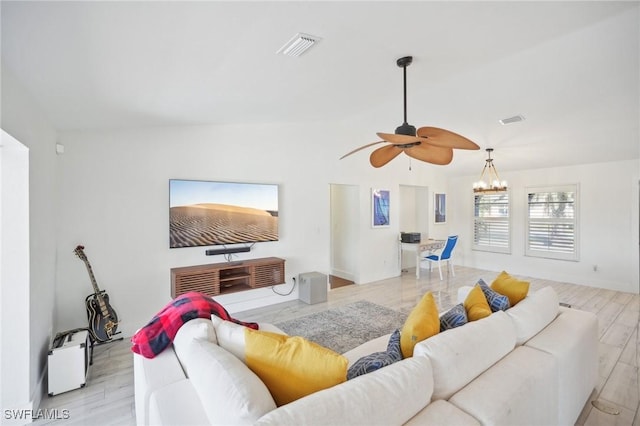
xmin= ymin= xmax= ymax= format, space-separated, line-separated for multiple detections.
xmin=372 ymin=189 xmax=390 ymax=228
xmin=435 ymin=193 xmax=446 ymax=224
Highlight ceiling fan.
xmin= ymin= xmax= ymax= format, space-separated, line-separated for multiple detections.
xmin=340 ymin=56 xmax=480 ymax=168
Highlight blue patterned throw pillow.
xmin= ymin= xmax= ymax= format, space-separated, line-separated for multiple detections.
xmin=478 ymin=278 xmax=510 ymax=312
xmin=439 ymin=303 xmax=468 ymax=332
xmin=347 ymin=329 xmax=402 ymax=380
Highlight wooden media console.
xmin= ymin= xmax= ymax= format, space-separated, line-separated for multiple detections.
xmin=171 ymin=257 xmax=285 ymax=297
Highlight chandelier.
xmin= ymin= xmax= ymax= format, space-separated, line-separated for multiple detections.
xmin=473 ymin=148 xmax=507 ymax=193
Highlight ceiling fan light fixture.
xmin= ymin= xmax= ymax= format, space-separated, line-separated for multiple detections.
xmin=276 ymin=33 xmax=321 ymax=57
xmin=473 ymin=148 xmax=508 ymax=193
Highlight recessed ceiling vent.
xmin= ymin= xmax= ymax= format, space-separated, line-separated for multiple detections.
xmin=277 ymin=33 xmax=321 ymax=57
xmin=499 ymin=115 xmax=526 ymax=125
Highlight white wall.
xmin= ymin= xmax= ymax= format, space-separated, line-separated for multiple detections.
xmin=54 ymin=122 xmax=639 ymax=339
xmin=330 ymin=184 xmax=359 ymax=282
xmin=399 ymin=185 xmax=430 ymax=270
xmin=449 ymin=160 xmax=639 ymax=294
xmin=0 ymin=130 xmax=31 ymax=417
xmin=1 ymin=68 xmax=58 ymax=414
xmin=55 ymin=122 xmax=425 ymax=335
xmin=54 ymin=117 xmax=457 ymax=335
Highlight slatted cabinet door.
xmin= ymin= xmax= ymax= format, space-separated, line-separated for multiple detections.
xmin=251 ymin=261 xmax=285 ymax=289
xmin=171 ymin=268 xmax=220 ymax=297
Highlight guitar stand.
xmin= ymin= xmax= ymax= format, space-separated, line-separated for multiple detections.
xmin=88 ymin=332 xmax=124 ymax=366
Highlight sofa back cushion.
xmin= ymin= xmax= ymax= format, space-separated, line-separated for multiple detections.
xmin=254 ymin=357 xmax=434 ymax=426
xmin=210 ymin=315 xmax=288 ymax=363
xmin=210 ymin=315 xmax=250 ymax=361
xmin=413 ymin=311 xmax=516 ymax=400
xmin=505 ymin=286 xmax=559 ymax=345
xmin=172 ymin=318 xmax=217 ymax=369
xmin=176 ymin=337 xmax=276 ymax=425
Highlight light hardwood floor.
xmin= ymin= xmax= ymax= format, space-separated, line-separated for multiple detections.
xmin=35 ymin=266 xmax=639 ymax=425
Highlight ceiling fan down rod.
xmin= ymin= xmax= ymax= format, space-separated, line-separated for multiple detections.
xmin=403 ymin=62 xmax=408 ymax=124
xmin=395 ymin=56 xmax=416 ymax=136
xmin=397 ymin=56 xmax=412 ymax=125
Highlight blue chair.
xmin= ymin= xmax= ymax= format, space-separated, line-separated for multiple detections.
xmin=421 ymin=235 xmax=458 ymax=280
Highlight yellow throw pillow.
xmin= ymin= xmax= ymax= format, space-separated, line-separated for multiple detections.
xmin=400 ymin=292 xmax=439 ymax=358
xmin=464 ymin=285 xmax=492 ymax=321
xmin=244 ymin=329 xmax=348 ymax=406
xmin=491 ymin=271 xmax=530 ymax=306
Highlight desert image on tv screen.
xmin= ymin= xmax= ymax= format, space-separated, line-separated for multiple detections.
xmin=169 ymin=180 xmax=278 ymax=248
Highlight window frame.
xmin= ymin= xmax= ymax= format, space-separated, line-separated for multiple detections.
xmin=525 ymin=184 xmax=579 ymax=261
xmin=472 ymin=190 xmax=511 ymax=254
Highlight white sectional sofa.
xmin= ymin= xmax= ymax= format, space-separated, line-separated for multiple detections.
xmin=133 ymin=286 xmax=598 ymax=426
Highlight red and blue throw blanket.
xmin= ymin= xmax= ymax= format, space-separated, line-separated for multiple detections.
xmin=131 ymin=291 xmax=258 ymax=358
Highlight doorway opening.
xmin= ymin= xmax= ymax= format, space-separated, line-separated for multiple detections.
xmin=399 ymin=185 xmax=429 ymax=273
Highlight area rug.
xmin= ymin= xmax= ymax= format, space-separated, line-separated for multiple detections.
xmin=274 ymin=300 xmax=408 ymax=354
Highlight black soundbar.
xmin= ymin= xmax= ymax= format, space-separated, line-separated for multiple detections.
xmin=205 ymin=246 xmax=251 ymax=256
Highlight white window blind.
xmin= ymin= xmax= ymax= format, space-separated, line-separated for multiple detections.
xmin=473 ymin=192 xmax=510 ymax=253
xmin=526 ymin=185 xmax=578 ymax=261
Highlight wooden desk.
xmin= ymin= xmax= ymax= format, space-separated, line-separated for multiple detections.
xmin=400 ymin=239 xmax=446 ymax=279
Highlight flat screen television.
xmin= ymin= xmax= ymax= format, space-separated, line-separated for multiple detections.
xmin=169 ymin=179 xmax=279 ymax=249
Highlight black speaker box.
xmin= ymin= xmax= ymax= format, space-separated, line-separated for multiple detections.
xmin=205 ymin=246 xmax=251 ymax=256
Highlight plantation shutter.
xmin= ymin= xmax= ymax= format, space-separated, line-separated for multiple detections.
xmin=473 ymin=192 xmax=510 ymax=253
xmin=526 ymin=185 xmax=578 ymax=261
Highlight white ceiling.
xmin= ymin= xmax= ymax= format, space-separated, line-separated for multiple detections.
xmin=2 ymin=1 xmax=638 ymax=175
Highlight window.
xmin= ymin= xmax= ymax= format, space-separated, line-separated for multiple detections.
xmin=526 ymin=185 xmax=578 ymax=261
xmin=473 ymin=192 xmax=510 ymax=253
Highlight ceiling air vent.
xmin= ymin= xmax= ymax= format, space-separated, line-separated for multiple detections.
xmin=277 ymin=33 xmax=321 ymax=57
xmin=499 ymin=115 xmax=525 ymax=125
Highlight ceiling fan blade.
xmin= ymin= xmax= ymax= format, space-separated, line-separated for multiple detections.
xmin=376 ymin=132 xmax=422 ymax=145
xmin=340 ymin=141 xmax=387 ymax=160
xmin=404 ymin=143 xmax=453 ymax=165
xmin=416 ymin=127 xmax=480 ymax=150
xmin=370 ymin=145 xmax=403 ymax=168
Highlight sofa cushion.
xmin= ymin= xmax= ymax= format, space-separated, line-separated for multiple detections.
xmin=413 ymin=311 xmax=516 ymax=400
xmin=404 ymin=400 xmax=481 ymax=426
xmin=491 ymin=270 xmax=530 ymax=306
xmin=173 ymin=317 xmax=216 ymax=347
xmin=477 ymin=278 xmax=510 ymax=312
xmin=464 ymin=285 xmax=492 ymax=321
xmin=505 ymin=286 xmax=559 ymax=345
xmin=177 ymin=337 xmax=276 ymax=425
xmin=244 ymin=329 xmax=348 ymax=406
xmin=254 ymin=357 xmax=434 ymax=426
xmin=400 ymin=291 xmax=440 ymax=358
xmin=525 ymin=307 xmax=598 ymax=425
xmin=172 ymin=318 xmax=218 ymax=373
xmin=210 ymin=315 xmax=250 ymax=361
xmin=211 ymin=316 xmax=288 ymax=364
xmin=449 ymin=346 xmax=558 ymax=426
xmin=347 ymin=329 xmax=402 ymax=379
xmin=133 ymin=346 xmax=188 ymax=426
xmin=439 ymin=303 xmax=468 ymax=332
xmin=148 ymin=379 xmax=211 ymax=426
